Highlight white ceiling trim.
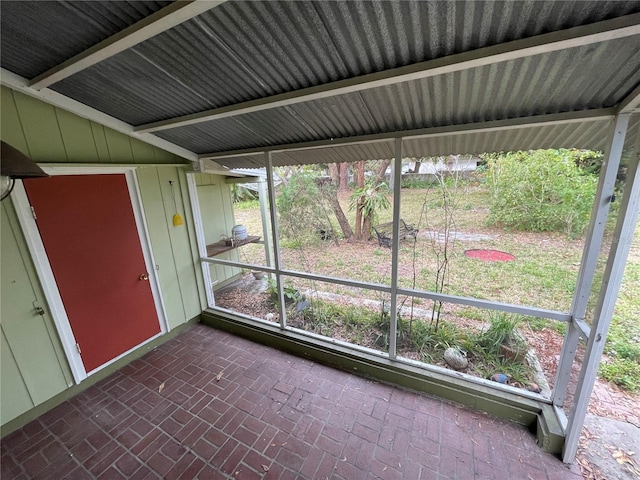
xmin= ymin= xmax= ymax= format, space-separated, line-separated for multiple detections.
xmin=199 ymin=109 xmax=616 ymax=160
xmin=29 ymin=0 xmax=225 ymax=90
xmin=136 ymin=13 xmax=640 ymax=134
xmin=1 ymin=68 xmax=198 ymax=163
xmin=201 ymin=138 xmax=395 ymax=161
xmin=618 ymin=83 xmax=640 ymax=113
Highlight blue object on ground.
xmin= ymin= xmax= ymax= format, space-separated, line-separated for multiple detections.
xmin=295 ymin=299 xmax=310 ymax=313
xmin=490 ymin=373 xmax=509 ymax=384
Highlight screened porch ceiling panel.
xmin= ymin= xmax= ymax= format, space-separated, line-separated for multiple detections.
xmin=205 ymin=117 xmax=640 ymax=169
xmin=401 ymin=118 xmax=630 ymax=159
xmin=0 ymin=1 xmax=172 ymax=80
xmin=152 ymin=36 xmax=640 ymax=155
xmin=1 ymin=1 xmax=639 ymax=169
xmin=49 ymin=21 xmax=640 ymax=132
xmin=201 ymin=141 xmax=396 ymax=170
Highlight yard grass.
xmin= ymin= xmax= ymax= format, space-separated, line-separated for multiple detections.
xmin=601 ymin=226 xmax=640 ymax=392
xmin=231 ymin=183 xmax=640 ymax=392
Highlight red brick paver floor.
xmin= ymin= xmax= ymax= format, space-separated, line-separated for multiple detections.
xmin=1 ymin=324 xmax=583 ymax=479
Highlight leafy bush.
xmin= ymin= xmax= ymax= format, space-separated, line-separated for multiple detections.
xmin=266 ymin=278 xmax=302 ymax=306
xmin=478 ymin=312 xmax=524 ymax=356
xmin=231 ymin=184 xmax=257 ymax=203
xmin=276 ymin=172 xmax=334 ymax=243
xmin=349 ymin=181 xmax=391 ymax=223
xmin=487 ymin=149 xmax=598 ymax=237
xmin=401 ymin=176 xmax=438 ymax=189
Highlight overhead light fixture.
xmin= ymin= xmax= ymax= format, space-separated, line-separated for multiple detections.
xmin=1 ymin=141 xmax=49 ymax=201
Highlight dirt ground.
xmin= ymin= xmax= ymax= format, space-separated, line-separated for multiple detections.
xmin=526 ymin=325 xmax=640 ymax=479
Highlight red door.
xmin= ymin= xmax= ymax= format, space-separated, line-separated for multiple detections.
xmin=24 ymin=174 xmax=161 ymax=372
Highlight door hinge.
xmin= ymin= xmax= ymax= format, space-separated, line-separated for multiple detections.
xmin=30 ymin=205 xmax=37 ymax=220
xmin=33 ymin=303 xmax=45 ymax=316
xmin=76 ymin=343 xmax=82 ymax=354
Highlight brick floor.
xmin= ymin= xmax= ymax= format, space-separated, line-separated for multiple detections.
xmin=1 ymin=324 xmax=583 ymax=479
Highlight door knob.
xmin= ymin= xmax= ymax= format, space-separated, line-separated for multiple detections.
xmin=139 ymin=273 xmax=149 ymax=281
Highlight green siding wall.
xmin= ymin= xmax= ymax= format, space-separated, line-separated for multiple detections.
xmin=194 ymin=173 xmax=241 ymax=288
xmin=1 ymin=203 xmax=73 ymax=425
xmin=0 ymin=86 xmax=182 ymax=165
xmin=136 ymin=167 xmax=207 ymax=328
xmin=0 ymin=86 xmax=208 ymax=428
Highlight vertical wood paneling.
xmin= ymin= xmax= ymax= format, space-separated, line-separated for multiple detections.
xmin=136 ymin=167 xmax=186 ymax=329
xmin=195 ymin=174 xmax=241 ymax=286
xmin=179 ymin=171 xmax=208 ymax=312
xmin=0 ymin=330 xmax=33 ymax=425
xmin=131 ymin=139 xmax=156 ymax=165
xmin=104 ymin=128 xmax=134 ymax=163
xmin=1 ymin=203 xmax=72 ymax=408
xmin=136 ymin=167 xmax=207 ymax=329
xmin=156 ymin=168 xmax=203 ymax=320
xmin=56 ymin=109 xmax=98 ymax=162
xmin=0 ymin=88 xmax=29 ymax=155
xmin=1 ymin=86 xmax=184 ymax=166
xmin=90 ymin=122 xmax=111 ymax=163
xmin=12 ymin=92 xmax=67 ymax=162
xmin=219 ymin=177 xmax=241 ymax=282
xmin=196 ymin=184 xmax=226 ymax=285
xmin=152 ymin=144 xmax=179 ymax=164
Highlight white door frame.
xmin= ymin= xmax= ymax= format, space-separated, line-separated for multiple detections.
xmin=12 ymin=166 xmax=169 ymax=384
xmin=186 ymin=172 xmax=216 ymax=308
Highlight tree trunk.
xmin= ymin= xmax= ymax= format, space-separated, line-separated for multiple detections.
xmin=339 ymin=162 xmax=350 ymax=191
xmin=328 ymin=192 xmax=353 ymax=239
xmin=362 ymin=215 xmax=372 ymax=241
xmin=363 ymin=160 xmax=391 ymax=241
xmin=328 ymin=163 xmax=340 ymax=185
xmin=373 ymin=159 xmax=391 ymax=185
xmin=327 ymin=162 xmax=353 ymax=239
xmin=354 ymin=161 xmax=365 ymax=240
xmin=411 ymin=160 xmax=422 ymax=173
xmin=356 ymin=161 xmax=365 ymax=188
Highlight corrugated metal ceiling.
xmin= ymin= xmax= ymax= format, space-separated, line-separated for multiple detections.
xmin=152 ymin=37 xmax=639 ymax=155
xmin=210 ymin=141 xmax=397 ymax=170
xmin=1 ymin=1 xmax=639 ymax=167
xmin=44 ymin=3 xmax=640 ymax=126
xmin=0 ymin=1 xmax=171 ymax=79
xmin=208 ymin=117 xmax=640 ymax=169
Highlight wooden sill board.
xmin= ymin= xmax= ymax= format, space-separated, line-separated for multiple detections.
xmin=206 ymin=235 xmax=260 ymax=257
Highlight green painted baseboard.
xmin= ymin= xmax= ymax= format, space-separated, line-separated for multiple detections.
xmin=0 ymin=316 xmax=200 ymax=438
xmin=201 ymin=310 xmax=566 ymax=455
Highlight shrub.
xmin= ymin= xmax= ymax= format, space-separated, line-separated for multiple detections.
xmin=276 ymin=172 xmax=333 ymax=243
xmin=477 ymin=312 xmax=524 ymax=356
xmin=401 ymin=176 xmax=438 ymax=189
xmin=231 ymin=183 xmax=257 ymax=203
xmin=349 ymin=181 xmax=391 ymax=225
xmin=487 ymin=149 xmax=598 ymax=237
xmin=266 ymin=278 xmax=303 ymax=307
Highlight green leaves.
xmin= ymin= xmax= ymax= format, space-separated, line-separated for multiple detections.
xmin=276 ymin=171 xmax=331 ymax=243
xmin=349 ymin=182 xmax=391 ymax=220
xmin=486 ymin=149 xmax=598 ymax=237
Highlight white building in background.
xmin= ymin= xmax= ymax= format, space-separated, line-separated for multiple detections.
xmin=409 ymin=155 xmax=480 ymax=174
